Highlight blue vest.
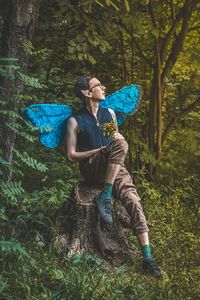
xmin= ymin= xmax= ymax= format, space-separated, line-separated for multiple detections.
xmin=73 ymin=107 xmax=114 ymax=151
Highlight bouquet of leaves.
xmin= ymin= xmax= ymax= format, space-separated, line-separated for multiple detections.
xmin=100 ymin=121 xmax=117 ymax=137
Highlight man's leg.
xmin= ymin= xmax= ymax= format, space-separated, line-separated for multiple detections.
xmin=113 ymin=167 xmax=162 ymax=278
xmin=105 ymin=163 xmax=121 ymax=184
xmin=80 ymin=141 xmax=161 ymax=278
xmin=138 ymin=232 xmax=152 ymax=261
xmin=95 ymin=139 xmax=128 ymax=224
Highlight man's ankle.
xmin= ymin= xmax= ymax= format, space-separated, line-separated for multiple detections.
xmin=141 ymin=244 xmax=153 ymax=261
xmin=97 ymin=182 xmax=113 ymax=200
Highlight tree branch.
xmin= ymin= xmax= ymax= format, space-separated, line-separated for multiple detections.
xmin=131 ymin=35 xmax=153 ymax=66
xmin=116 ymin=20 xmax=153 ymax=66
xmin=161 ymin=0 xmax=193 ymax=86
xmin=170 ymin=0 xmax=176 ymax=26
xmin=162 ymin=96 xmax=200 ymax=144
xmin=148 ymin=0 xmax=157 ymax=29
xmin=170 ymin=0 xmax=178 ymax=39
xmin=160 ymin=2 xmax=185 ymax=64
xmin=188 ymin=25 xmax=200 ymax=31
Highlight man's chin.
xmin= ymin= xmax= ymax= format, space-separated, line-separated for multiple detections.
xmin=92 ymin=96 xmax=105 ymax=102
xmin=99 ymin=96 xmax=105 ymax=101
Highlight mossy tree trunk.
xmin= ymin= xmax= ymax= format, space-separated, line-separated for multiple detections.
xmin=0 ymin=0 xmax=40 ymax=181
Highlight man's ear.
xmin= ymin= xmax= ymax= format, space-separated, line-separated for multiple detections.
xmin=81 ymin=89 xmax=92 ymax=98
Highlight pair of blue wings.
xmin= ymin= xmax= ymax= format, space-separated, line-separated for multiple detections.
xmin=24 ymin=84 xmax=142 ymax=149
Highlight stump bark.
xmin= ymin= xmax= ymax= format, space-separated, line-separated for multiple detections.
xmin=55 ymin=182 xmax=139 ymax=266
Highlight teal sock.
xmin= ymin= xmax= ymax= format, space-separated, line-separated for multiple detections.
xmin=142 ymin=244 xmax=153 ymax=261
xmin=98 ymin=183 xmax=113 ymax=200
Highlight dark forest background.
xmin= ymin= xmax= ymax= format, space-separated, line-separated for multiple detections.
xmin=0 ymin=0 xmax=199 ymax=299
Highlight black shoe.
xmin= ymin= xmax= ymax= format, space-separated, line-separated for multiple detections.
xmin=95 ymin=196 xmax=113 ymax=225
xmin=142 ymin=259 xmax=162 ymax=279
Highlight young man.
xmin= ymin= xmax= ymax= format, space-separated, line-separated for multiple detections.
xmin=66 ymin=76 xmax=162 ymax=278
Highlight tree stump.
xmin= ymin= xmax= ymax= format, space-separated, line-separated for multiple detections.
xmin=55 ymin=182 xmax=139 ymax=266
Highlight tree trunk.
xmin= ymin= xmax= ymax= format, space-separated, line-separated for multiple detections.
xmin=55 ymin=182 xmax=138 ymax=266
xmin=147 ymin=69 xmax=157 ymax=177
xmin=120 ymin=31 xmax=127 ymax=84
xmin=0 ymin=0 xmax=40 ymax=181
xmin=155 ymin=40 xmax=162 ymax=161
xmin=147 ymin=0 xmax=195 ymax=178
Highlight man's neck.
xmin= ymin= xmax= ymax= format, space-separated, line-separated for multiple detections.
xmin=85 ymin=98 xmax=99 ymax=117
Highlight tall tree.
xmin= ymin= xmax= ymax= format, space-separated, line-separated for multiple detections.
xmin=0 ymin=0 xmax=41 ymax=181
xmin=147 ymin=0 xmax=199 ymax=175
xmin=116 ymin=0 xmax=200 ymax=177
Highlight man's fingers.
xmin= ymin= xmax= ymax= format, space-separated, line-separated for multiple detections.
xmin=112 ymin=133 xmax=125 ymax=140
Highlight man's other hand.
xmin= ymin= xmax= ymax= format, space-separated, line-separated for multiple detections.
xmin=112 ymin=132 xmax=125 ymax=141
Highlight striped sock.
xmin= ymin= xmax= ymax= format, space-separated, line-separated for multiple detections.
xmin=98 ymin=183 xmax=113 ymax=200
xmin=142 ymin=244 xmax=153 ymax=261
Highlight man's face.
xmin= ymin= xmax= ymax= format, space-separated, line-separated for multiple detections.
xmin=88 ymin=77 xmax=106 ymax=101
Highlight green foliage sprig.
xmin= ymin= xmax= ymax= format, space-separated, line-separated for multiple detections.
xmin=13 ymin=149 xmax=48 ymax=172
xmin=17 ymin=71 xmax=45 ymax=88
xmin=0 ymin=240 xmax=29 ymax=257
xmin=0 ymin=181 xmax=25 ymax=205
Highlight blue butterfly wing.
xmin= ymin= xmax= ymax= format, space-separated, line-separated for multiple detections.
xmin=24 ymin=104 xmax=72 ymax=148
xmin=100 ymin=84 xmax=142 ymax=125
xmin=24 ymin=85 xmax=141 ymax=148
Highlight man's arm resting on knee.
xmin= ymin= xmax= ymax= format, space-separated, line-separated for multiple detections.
xmin=66 ymin=117 xmax=102 ymax=162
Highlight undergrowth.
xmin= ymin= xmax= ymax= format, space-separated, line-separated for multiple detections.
xmin=1 ymin=173 xmax=199 ymax=300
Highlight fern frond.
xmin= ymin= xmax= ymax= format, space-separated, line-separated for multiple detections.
xmin=0 ymin=98 xmax=7 ymax=106
xmin=20 ymin=132 xmax=36 ymax=142
xmin=0 ymin=156 xmax=9 ymax=166
xmin=17 ymin=71 xmax=44 ymax=88
xmin=0 ymin=57 xmax=18 ymax=63
xmin=0 ymin=180 xmax=25 ymax=204
xmin=22 ymin=119 xmax=38 ymax=131
xmin=23 ymin=40 xmax=35 ymax=55
xmin=23 ymin=40 xmax=53 ymax=57
xmin=11 ymin=162 xmax=24 ymax=177
xmin=0 ymin=240 xmax=29 ymax=257
xmin=13 ymin=149 xmax=48 ymax=172
xmin=17 ymin=94 xmax=38 ymax=102
xmin=0 ymin=154 xmax=10 ymax=176
xmin=0 ymin=68 xmax=15 ymax=81
xmin=0 ymin=208 xmax=8 ymax=222
xmin=0 ymin=110 xmax=19 ymax=118
xmin=6 ymin=123 xmax=35 ymax=143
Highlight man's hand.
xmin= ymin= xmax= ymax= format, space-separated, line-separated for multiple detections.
xmin=112 ymin=132 xmax=125 ymax=141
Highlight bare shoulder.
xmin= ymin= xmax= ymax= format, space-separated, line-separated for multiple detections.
xmin=68 ymin=116 xmax=77 ymax=124
xmin=67 ymin=116 xmax=78 ymax=128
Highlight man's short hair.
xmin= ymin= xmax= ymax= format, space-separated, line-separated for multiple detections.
xmin=74 ymin=76 xmax=91 ymax=100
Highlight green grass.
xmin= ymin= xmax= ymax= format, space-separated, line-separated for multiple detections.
xmin=1 ymin=175 xmax=199 ymax=299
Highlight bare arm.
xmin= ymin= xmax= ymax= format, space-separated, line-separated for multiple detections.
xmin=66 ymin=117 xmax=102 ymax=162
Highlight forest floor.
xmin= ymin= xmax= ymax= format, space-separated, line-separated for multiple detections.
xmin=1 ymin=173 xmax=199 ymax=300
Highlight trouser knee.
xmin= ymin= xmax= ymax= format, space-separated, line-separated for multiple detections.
xmin=113 ymin=139 xmax=128 ymax=154
xmin=108 ymin=139 xmax=128 ymax=165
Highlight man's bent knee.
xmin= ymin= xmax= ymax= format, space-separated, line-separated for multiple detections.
xmin=113 ymin=139 xmax=128 ymax=154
